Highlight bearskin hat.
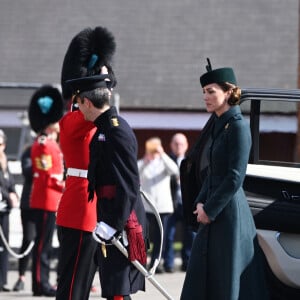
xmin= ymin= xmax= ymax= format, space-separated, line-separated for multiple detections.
xmin=61 ymin=26 xmax=117 ymax=100
xmin=28 ymin=85 xmax=64 ymax=133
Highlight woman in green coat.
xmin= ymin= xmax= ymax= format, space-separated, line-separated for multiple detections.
xmin=180 ymin=61 xmax=268 ymax=300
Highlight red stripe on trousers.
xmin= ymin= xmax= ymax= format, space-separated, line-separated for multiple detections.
xmin=69 ymin=231 xmax=83 ymax=300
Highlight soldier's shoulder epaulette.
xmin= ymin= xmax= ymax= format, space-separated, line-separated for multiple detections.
xmin=110 ymin=117 xmax=119 ymax=127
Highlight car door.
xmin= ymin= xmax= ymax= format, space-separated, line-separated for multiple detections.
xmin=241 ymin=89 xmax=300 ymax=298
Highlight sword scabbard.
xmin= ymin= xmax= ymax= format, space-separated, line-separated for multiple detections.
xmin=101 ymin=244 xmax=107 ymax=258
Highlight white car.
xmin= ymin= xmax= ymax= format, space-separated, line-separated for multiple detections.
xmin=242 ymin=88 xmax=300 ymax=299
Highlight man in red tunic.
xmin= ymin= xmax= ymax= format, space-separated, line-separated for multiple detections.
xmin=56 ymin=107 xmax=98 ymax=300
xmin=55 ymin=26 xmax=117 ymax=300
xmin=28 ymin=85 xmax=64 ymax=297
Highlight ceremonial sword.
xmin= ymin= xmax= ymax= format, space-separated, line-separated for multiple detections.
xmin=92 ymin=189 xmax=174 ymax=300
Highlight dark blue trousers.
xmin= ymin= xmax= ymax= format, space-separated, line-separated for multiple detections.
xmin=163 ymin=204 xmax=196 ymax=269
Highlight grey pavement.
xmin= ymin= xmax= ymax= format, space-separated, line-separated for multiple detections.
xmin=4 ymin=208 xmax=186 ymax=299
xmin=2 ymin=267 xmax=185 ymax=300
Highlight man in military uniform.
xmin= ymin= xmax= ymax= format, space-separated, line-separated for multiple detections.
xmin=66 ymin=75 xmax=148 ymax=300
xmin=28 ymin=85 xmax=65 ymax=297
xmin=56 ymin=26 xmax=116 ymax=300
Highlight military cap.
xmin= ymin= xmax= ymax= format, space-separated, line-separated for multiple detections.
xmin=200 ymin=58 xmax=237 ymax=87
xmin=61 ymin=26 xmax=116 ymax=100
xmin=28 ymin=85 xmax=64 ymax=133
xmin=66 ymin=74 xmax=112 ymax=96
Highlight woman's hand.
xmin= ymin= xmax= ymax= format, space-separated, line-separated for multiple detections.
xmin=193 ymin=203 xmax=211 ymax=224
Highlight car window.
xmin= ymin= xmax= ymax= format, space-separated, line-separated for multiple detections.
xmin=240 ymin=88 xmax=300 ymax=170
xmin=258 ymin=99 xmax=298 ymax=166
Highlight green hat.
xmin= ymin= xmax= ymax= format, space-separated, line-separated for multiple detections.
xmin=200 ymin=58 xmax=237 ymax=87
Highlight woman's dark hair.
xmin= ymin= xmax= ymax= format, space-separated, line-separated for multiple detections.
xmin=218 ymin=82 xmax=241 ymax=106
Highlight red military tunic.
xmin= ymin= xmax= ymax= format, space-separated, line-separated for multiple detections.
xmin=30 ymin=135 xmax=64 ymax=211
xmin=56 ymin=110 xmax=97 ymax=232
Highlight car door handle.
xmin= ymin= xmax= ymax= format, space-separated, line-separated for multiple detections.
xmin=282 ymin=190 xmax=300 ymax=202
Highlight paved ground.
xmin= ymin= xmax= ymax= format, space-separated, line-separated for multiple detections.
xmin=3 ymin=207 xmax=185 ymax=299
xmin=2 ymin=267 xmax=185 ymax=300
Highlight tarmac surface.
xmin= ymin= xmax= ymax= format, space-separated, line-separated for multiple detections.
xmin=2 ymin=266 xmax=185 ymax=300
xmin=3 ymin=208 xmax=185 ymax=299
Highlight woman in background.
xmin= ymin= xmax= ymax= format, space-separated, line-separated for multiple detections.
xmin=138 ymin=137 xmax=179 ymax=272
xmin=0 ymin=129 xmax=19 ymax=292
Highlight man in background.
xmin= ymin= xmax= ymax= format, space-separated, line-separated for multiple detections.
xmin=163 ymin=133 xmax=195 ymax=272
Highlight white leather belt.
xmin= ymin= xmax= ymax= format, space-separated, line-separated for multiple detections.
xmin=67 ymin=168 xmax=88 ymax=178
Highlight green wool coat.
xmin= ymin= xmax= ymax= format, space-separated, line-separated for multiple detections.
xmin=181 ymin=106 xmax=268 ymax=300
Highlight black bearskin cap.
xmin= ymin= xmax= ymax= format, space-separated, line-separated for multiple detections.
xmin=61 ymin=26 xmax=117 ymax=100
xmin=28 ymin=85 xmax=64 ymax=133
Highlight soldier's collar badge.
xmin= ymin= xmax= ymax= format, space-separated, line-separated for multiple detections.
xmin=98 ymin=133 xmax=106 ymax=141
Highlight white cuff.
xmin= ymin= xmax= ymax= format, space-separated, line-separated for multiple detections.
xmin=94 ymin=221 xmax=117 ymax=240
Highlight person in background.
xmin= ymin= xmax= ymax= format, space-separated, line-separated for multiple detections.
xmin=138 ymin=137 xmax=179 ymax=273
xmin=66 ymin=74 xmax=148 ymax=300
xmin=12 ymin=142 xmax=36 ymax=292
xmin=163 ymin=133 xmax=195 ymax=273
xmin=28 ymin=85 xmax=65 ymax=297
xmin=56 ymin=26 xmax=117 ymax=300
xmin=0 ymin=129 xmax=19 ymax=292
xmin=180 ymin=60 xmax=268 ymax=299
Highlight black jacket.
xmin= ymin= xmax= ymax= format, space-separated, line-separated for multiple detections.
xmin=0 ymin=164 xmax=17 ymax=214
xmin=180 ymin=114 xmax=215 ymax=230
xmin=19 ymin=145 xmax=33 ymax=210
xmin=87 ymin=106 xmax=146 ymax=297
